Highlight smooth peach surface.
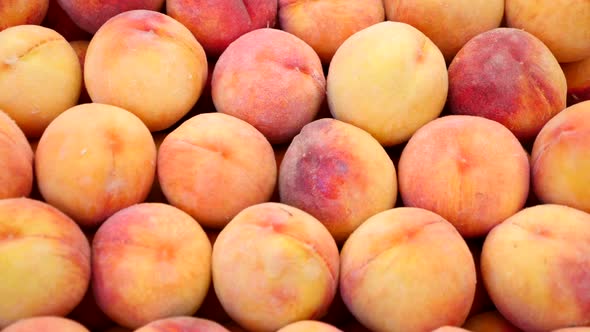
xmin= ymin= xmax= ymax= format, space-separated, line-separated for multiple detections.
xmin=340 ymin=208 xmax=476 ymax=332
xmin=57 ymin=0 xmax=165 ymax=34
xmin=42 ymin=0 xmax=90 ymax=41
xmin=212 ymin=203 xmax=340 ymax=332
xmin=383 ymin=0 xmax=503 ymax=62
xmin=562 ymin=57 xmax=590 ymax=105
xmin=212 ymin=28 xmax=326 ymax=145
xmin=35 ymin=103 xmax=156 ymax=228
xmin=482 ymin=204 xmax=590 ymax=332
xmin=462 ymin=311 xmax=522 ymax=332
xmin=276 ymin=320 xmax=343 ymax=332
xmin=84 ymin=10 xmax=208 ymax=132
xmin=553 ymin=329 xmax=590 ymax=332
xmin=134 ymin=317 xmax=230 ymax=332
xmin=505 ymin=0 xmax=590 ymax=63
xmin=432 ymin=327 xmax=471 ymax=332
xmin=531 ymin=101 xmax=590 ymax=213
xmin=0 ymin=24 xmax=82 ymax=138
xmin=158 ymin=113 xmax=276 ymax=229
xmin=167 ymin=0 xmax=277 ymax=57
xmin=448 ymin=28 xmax=567 ymax=141
xmin=278 ymin=0 xmax=384 ymax=63
xmin=279 ymin=118 xmax=397 ymax=243
xmin=2 ymin=316 xmax=90 ymax=332
xmin=398 ymin=115 xmax=530 ymax=238
xmin=0 ymin=111 xmax=33 ymax=199
xmin=327 ymin=21 xmax=448 ymax=146
xmin=0 ymin=0 xmax=49 ymax=31
xmin=92 ymin=203 xmax=212 ymax=329
xmin=0 ymin=198 xmax=91 ymax=328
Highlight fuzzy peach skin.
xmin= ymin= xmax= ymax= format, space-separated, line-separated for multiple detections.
xmin=0 ymin=0 xmax=49 ymax=31
xmin=42 ymin=0 xmax=90 ymax=41
xmin=135 ymin=317 xmax=230 ymax=332
xmin=69 ymin=40 xmax=91 ymax=104
xmin=432 ymin=327 xmax=472 ymax=332
xmin=279 ymin=118 xmax=397 ymax=243
xmin=212 ymin=203 xmax=340 ymax=332
xmin=35 ymin=103 xmax=156 ymax=228
xmin=277 ymin=320 xmax=343 ymax=332
xmin=167 ymin=0 xmax=277 ymax=57
xmin=212 ymin=28 xmax=326 ymax=145
xmin=531 ymin=101 xmax=590 ymax=213
xmin=383 ymin=0 xmax=503 ymax=63
xmin=0 ymin=111 xmax=33 ymax=199
xmin=84 ymin=10 xmax=208 ymax=132
xmin=462 ymin=311 xmax=522 ymax=332
xmin=57 ymin=0 xmax=164 ymax=34
xmin=3 ymin=317 xmax=90 ymax=332
xmin=340 ymin=208 xmax=476 ymax=332
xmin=0 ymin=25 xmax=81 ymax=138
xmin=553 ymin=329 xmax=590 ymax=332
xmin=92 ymin=203 xmax=212 ymax=329
xmin=327 ymin=21 xmax=448 ymax=146
xmin=482 ymin=204 xmax=590 ymax=331
xmin=448 ymin=28 xmax=567 ymax=141
xmin=158 ymin=113 xmax=276 ymax=229
xmin=398 ymin=115 xmax=530 ymax=238
xmin=562 ymin=57 xmax=590 ymax=105
xmin=278 ymin=0 xmax=384 ymax=64
xmin=505 ymin=0 xmax=590 ymax=63
xmin=0 ymin=198 xmax=90 ymax=328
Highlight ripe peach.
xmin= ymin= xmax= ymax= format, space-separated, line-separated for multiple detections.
xmin=0 ymin=0 xmax=49 ymax=31
xmin=340 ymin=208 xmax=476 ymax=332
xmin=158 ymin=113 xmax=276 ymax=229
xmin=398 ymin=115 xmax=530 ymax=238
xmin=134 ymin=317 xmax=229 ymax=332
xmin=462 ymin=311 xmax=522 ymax=332
xmin=0 ymin=25 xmax=82 ymax=138
xmin=35 ymin=103 xmax=156 ymax=228
xmin=448 ymin=28 xmax=567 ymax=141
xmin=2 ymin=317 xmax=90 ymax=332
xmin=278 ymin=0 xmax=384 ymax=64
xmin=0 ymin=198 xmax=90 ymax=328
xmin=481 ymin=204 xmax=590 ymax=331
xmin=84 ymin=10 xmax=208 ymax=132
xmin=505 ymin=0 xmax=590 ymax=63
xmin=212 ymin=203 xmax=340 ymax=332
xmin=92 ymin=203 xmax=212 ymax=329
xmin=327 ymin=21 xmax=448 ymax=146
xmin=432 ymin=327 xmax=471 ymax=332
xmin=562 ymin=57 xmax=590 ymax=105
xmin=212 ymin=28 xmax=326 ymax=145
xmin=42 ymin=0 xmax=90 ymax=41
xmin=531 ymin=101 xmax=590 ymax=213
xmin=167 ymin=0 xmax=277 ymax=57
xmin=279 ymin=118 xmax=397 ymax=242
xmin=383 ymin=0 xmax=503 ymax=62
xmin=0 ymin=111 xmax=33 ymax=199
xmin=277 ymin=320 xmax=343 ymax=332
xmin=69 ymin=40 xmax=91 ymax=104
xmin=553 ymin=329 xmax=590 ymax=332
xmin=57 ymin=0 xmax=165 ymax=34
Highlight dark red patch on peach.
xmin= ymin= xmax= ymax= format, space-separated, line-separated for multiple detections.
xmin=557 ymin=253 xmax=590 ymax=318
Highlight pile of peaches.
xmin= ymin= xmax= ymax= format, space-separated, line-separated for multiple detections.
xmin=1 ymin=1 xmax=590 ymax=332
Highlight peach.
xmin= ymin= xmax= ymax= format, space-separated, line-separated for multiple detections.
xmin=278 ymin=0 xmax=384 ymax=64
xmin=0 ymin=111 xmax=33 ymax=199
xmin=0 ymin=198 xmax=90 ymax=328
xmin=448 ymin=28 xmax=567 ymax=141
xmin=69 ymin=40 xmax=91 ymax=104
xmin=279 ymin=118 xmax=397 ymax=242
xmin=3 ymin=317 xmax=90 ymax=332
xmin=481 ymin=204 xmax=590 ymax=331
xmin=92 ymin=203 xmax=212 ymax=329
xmin=212 ymin=28 xmax=326 ymax=145
xmin=57 ymin=0 xmax=165 ymax=34
xmin=42 ymin=0 xmax=91 ymax=41
xmin=562 ymin=57 xmax=590 ymax=105
xmin=432 ymin=327 xmax=471 ymax=332
xmin=134 ymin=317 xmax=229 ymax=332
xmin=0 ymin=25 xmax=82 ymax=138
xmin=167 ymin=0 xmax=277 ymax=57
xmin=383 ymin=0 xmax=503 ymax=63
xmin=467 ymin=242 xmax=493 ymax=317
xmin=462 ymin=311 xmax=522 ymax=332
xmin=277 ymin=320 xmax=343 ymax=332
xmin=553 ymin=329 xmax=590 ymax=332
xmin=340 ymin=208 xmax=476 ymax=332
xmin=505 ymin=0 xmax=590 ymax=63
xmin=398 ymin=115 xmax=530 ymax=238
xmin=327 ymin=21 xmax=448 ymax=146
xmin=0 ymin=0 xmax=49 ymax=31
xmin=84 ymin=10 xmax=208 ymax=132
xmin=531 ymin=101 xmax=590 ymax=213
xmin=158 ymin=113 xmax=276 ymax=229
xmin=212 ymin=203 xmax=340 ymax=332
xmin=35 ymin=103 xmax=156 ymax=228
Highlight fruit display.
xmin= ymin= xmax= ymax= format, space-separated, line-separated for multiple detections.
xmin=0 ymin=1 xmax=589 ymax=332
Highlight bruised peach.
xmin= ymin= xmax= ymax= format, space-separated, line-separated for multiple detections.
xmin=562 ymin=57 xmax=590 ymax=105
xmin=276 ymin=320 xmax=343 ymax=332
xmin=0 ymin=0 xmax=49 ymax=31
xmin=462 ymin=311 xmax=522 ymax=332
xmin=0 ymin=111 xmax=33 ymax=199
xmin=134 ymin=317 xmax=229 ymax=332
xmin=3 ymin=317 xmax=90 ymax=332
xmin=212 ymin=203 xmax=340 ymax=332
